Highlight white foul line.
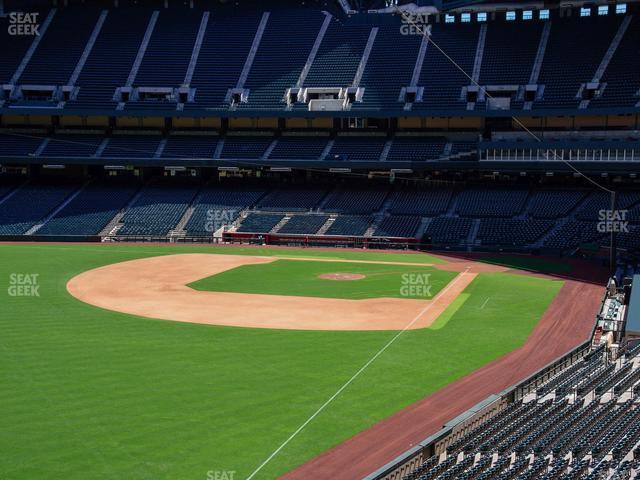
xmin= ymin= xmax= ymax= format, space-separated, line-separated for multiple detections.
xmin=245 ymin=268 xmax=471 ymax=480
xmin=480 ymin=297 xmax=490 ymax=309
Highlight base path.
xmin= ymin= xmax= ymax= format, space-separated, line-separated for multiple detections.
xmin=66 ymin=253 xmax=477 ymax=331
xmin=281 ymin=280 xmax=603 ymax=480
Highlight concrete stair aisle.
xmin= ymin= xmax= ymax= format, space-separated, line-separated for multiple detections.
xmin=270 ymin=215 xmax=291 ymax=234
xmin=466 ymin=218 xmax=481 ymax=251
xmin=516 ymin=190 xmax=535 ymax=219
xmin=445 ymin=191 xmax=459 ymax=216
xmin=169 ymin=189 xmax=204 ymax=238
xmin=316 ymin=215 xmax=337 ymax=235
xmin=99 ymin=183 xmax=147 ymax=237
xmin=415 ymin=217 xmax=432 ymax=239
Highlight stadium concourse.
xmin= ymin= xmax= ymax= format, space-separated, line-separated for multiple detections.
xmin=1 ymin=0 xmax=640 ymax=479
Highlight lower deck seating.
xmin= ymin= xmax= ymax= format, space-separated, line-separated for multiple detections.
xmin=184 ymin=187 xmax=265 ymax=236
xmin=544 ymin=220 xmax=606 ymax=249
xmin=38 ymin=181 xmax=139 ymax=235
xmin=277 ymin=215 xmax=329 ymax=235
xmin=118 ymin=181 xmax=198 ymax=236
xmin=477 ymin=218 xmax=553 ymax=246
xmin=424 ymin=217 xmax=473 ymax=244
xmin=322 ymin=188 xmax=388 ymax=214
xmin=373 ymin=215 xmax=422 ymax=238
xmin=236 ymin=213 xmax=285 ymax=233
xmin=388 ymin=190 xmax=453 ymax=215
xmin=527 ymin=190 xmax=587 ymax=218
xmin=257 ymin=188 xmax=327 ymax=211
xmin=456 ymin=189 xmax=528 ymax=217
xmin=0 ymin=181 xmax=80 ymax=235
xmin=325 ymin=215 xmax=372 ymax=236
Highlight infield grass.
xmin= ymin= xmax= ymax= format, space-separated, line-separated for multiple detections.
xmin=189 ymin=259 xmax=457 ymax=300
xmin=0 ymin=243 xmax=562 ymax=480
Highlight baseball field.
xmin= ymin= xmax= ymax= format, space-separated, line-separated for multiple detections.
xmin=1 ymin=243 xmax=575 ymax=479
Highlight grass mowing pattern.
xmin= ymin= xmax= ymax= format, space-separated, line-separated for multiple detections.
xmin=189 ymin=260 xmax=457 ymax=300
xmin=0 ymin=244 xmax=562 ymax=480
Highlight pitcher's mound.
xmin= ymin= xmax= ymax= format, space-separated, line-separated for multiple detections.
xmin=319 ymin=273 xmax=366 ymax=281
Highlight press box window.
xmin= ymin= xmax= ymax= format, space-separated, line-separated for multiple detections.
xmin=506 ymin=11 xmax=516 ymax=21
xmin=539 ymin=9 xmax=550 ymax=20
xmin=580 ymin=7 xmax=591 ymax=17
xmin=461 ymin=13 xmax=471 ymax=23
xmin=616 ymin=4 xmax=627 ymax=14
xmin=477 ymin=12 xmax=487 ymax=22
xmin=523 ymin=10 xmax=533 ymax=20
xmin=445 ymin=14 xmax=455 ymax=23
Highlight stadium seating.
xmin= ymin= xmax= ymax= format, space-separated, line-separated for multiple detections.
xmin=37 ymin=181 xmax=138 ymax=235
xmin=325 ymin=215 xmax=372 ymax=236
xmin=221 ymin=136 xmax=274 ymax=159
xmin=14 ymin=8 xmax=101 ymax=87
xmin=373 ymin=215 xmax=422 ymax=238
xmin=117 ymin=180 xmax=198 ymax=236
xmin=534 ymin=15 xmax=623 ymax=109
xmin=424 ymin=217 xmax=473 ymax=244
xmin=268 ymin=136 xmax=328 ymax=160
xmin=327 ymin=136 xmax=387 ymax=162
xmin=236 ymin=213 xmax=285 ymax=233
xmin=387 ymin=190 xmax=453 ymax=215
xmin=401 ymin=345 xmax=640 ymax=480
xmin=277 ymin=215 xmax=329 ymax=235
xmin=41 ymin=134 xmax=103 ymax=157
xmin=322 ymin=188 xmax=388 ymax=214
xmin=256 ymin=188 xmax=327 ymax=212
xmin=386 ymin=137 xmax=447 ymax=162
xmin=526 ymin=190 xmax=587 ymax=218
xmin=476 ymin=218 xmax=553 ymax=246
xmin=162 ymin=135 xmax=219 ymax=159
xmin=455 ymin=189 xmax=528 ymax=217
xmin=0 ymin=180 xmax=80 ymax=235
xmin=184 ymin=186 xmax=265 ymax=236
xmin=102 ymin=135 xmax=160 ymax=158
xmin=70 ymin=9 xmax=151 ymax=109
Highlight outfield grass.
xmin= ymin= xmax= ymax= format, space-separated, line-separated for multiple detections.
xmin=0 ymin=243 xmax=562 ymax=480
xmin=480 ymin=255 xmax=573 ymax=274
xmin=189 ymin=260 xmax=457 ymax=300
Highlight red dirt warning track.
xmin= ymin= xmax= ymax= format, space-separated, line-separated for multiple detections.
xmin=281 ymin=280 xmax=603 ymax=480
